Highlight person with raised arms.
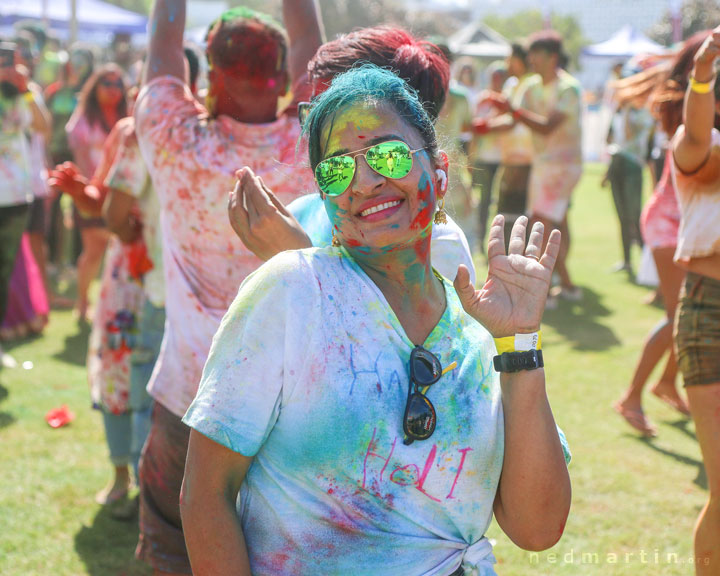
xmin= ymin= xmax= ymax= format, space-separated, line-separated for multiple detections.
xmin=132 ymin=0 xmax=323 ymax=573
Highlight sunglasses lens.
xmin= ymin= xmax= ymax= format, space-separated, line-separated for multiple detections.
xmin=315 ymin=155 xmax=355 ymax=196
xmin=404 ymin=393 xmax=436 ymax=440
xmin=367 ymin=141 xmax=413 ymax=180
xmin=410 ymin=348 xmax=442 ymax=387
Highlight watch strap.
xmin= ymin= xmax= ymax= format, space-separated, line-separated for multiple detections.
xmin=493 ymin=349 xmax=544 ymax=373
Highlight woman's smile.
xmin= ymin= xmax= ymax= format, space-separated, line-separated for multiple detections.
xmin=357 ymin=198 xmax=404 ymax=220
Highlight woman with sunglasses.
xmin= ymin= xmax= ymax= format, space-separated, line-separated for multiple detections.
xmin=181 ymin=65 xmax=570 ymax=575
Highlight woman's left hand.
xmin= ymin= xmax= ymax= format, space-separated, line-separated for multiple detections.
xmin=454 ymin=215 xmax=560 ymax=338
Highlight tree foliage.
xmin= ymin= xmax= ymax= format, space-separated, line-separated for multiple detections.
xmin=104 ymin=0 xmax=465 ymax=40
xmin=483 ymin=10 xmax=588 ymax=71
xmin=103 ymin=0 xmax=152 ymax=15
xmin=648 ymin=0 xmax=720 ymax=45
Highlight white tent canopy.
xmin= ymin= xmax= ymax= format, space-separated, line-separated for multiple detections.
xmin=582 ymin=25 xmax=666 ymax=57
xmin=449 ymin=20 xmax=510 ymax=59
xmin=0 ymin=0 xmax=147 ymax=35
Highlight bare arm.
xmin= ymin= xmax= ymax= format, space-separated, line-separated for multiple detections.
xmin=181 ymin=430 xmax=254 ymax=575
xmin=514 ymin=107 xmax=567 ymax=136
xmin=143 ymin=0 xmax=186 ymax=85
xmin=481 ymin=91 xmax=566 ymax=135
xmin=454 ymin=216 xmax=571 ymax=551
xmin=282 ymin=0 xmax=324 ymax=89
xmin=472 ymin=114 xmax=516 ymax=135
xmin=674 ymin=26 xmax=720 ymax=174
xmin=492 ymin=369 xmax=571 ymax=551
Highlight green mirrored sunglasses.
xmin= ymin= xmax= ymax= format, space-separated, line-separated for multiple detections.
xmin=314 ymin=140 xmax=424 ymax=197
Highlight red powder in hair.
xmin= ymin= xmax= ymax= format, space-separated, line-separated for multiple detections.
xmin=206 ymin=17 xmax=286 ymax=84
xmin=307 ymin=26 xmax=449 ymax=120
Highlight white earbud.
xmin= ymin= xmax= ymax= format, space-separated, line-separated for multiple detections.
xmin=435 ymin=169 xmax=448 ymax=192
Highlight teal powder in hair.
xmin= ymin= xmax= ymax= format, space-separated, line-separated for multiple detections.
xmin=302 ymin=64 xmax=438 ymax=171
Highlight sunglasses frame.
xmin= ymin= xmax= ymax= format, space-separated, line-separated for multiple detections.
xmin=403 ymin=345 xmax=443 ymax=446
xmin=99 ymin=78 xmax=123 ymax=89
xmin=315 ymin=140 xmax=426 ymax=197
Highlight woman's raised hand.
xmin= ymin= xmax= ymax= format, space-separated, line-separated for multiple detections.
xmin=454 ymin=215 xmax=560 ymax=338
xmin=228 ymin=167 xmax=313 ymax=261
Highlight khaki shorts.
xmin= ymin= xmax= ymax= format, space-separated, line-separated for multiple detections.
xmin=675 ymin=272 xmax=720 ymax=387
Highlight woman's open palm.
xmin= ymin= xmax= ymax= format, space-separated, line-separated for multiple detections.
xmin=454 ymin=215 xmax=560 ymax=337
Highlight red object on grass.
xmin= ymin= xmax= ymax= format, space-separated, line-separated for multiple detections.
xmin=45 ymin=405 xmax=75 ymax=428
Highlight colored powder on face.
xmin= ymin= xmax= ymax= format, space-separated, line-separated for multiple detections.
xmin=409 ymin=171 xmax=434 ymax=232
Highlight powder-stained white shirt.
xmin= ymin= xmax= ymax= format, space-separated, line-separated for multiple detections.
xmin=134 ymin=76 xmax=315 ymax=417
xmin=185 ymin=247 xmax=503 ymax=575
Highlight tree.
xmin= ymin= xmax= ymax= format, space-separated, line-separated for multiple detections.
xmin=483 ymin=10 xmax=588 ymax=71
xmin=104 ymin=0 xmax=152 ymax=15
xmin=648 ymin=0 xmax=720 ymax=45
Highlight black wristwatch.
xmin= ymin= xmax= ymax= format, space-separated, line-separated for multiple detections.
xmin=493 ymin=350 xmax=544 ymax=373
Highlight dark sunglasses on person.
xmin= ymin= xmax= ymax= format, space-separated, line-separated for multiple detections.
xmin=315 ymin=140 xmax=424 ymax=197
xmin=403 ymin=345 xmax=443 ymax=446
xmin=99 ymin=78 xmax=123 ymax=89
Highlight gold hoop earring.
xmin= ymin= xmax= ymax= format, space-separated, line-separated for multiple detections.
xmin=433 ymin=197 xmax=447 ymax=225
xmin=332 ymin=229 xmax=341 ymax=247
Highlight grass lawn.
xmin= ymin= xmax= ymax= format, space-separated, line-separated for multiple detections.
xmin=0 ymin=163 xmax=707 ymax=575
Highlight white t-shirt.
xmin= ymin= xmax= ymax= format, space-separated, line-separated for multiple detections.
xmin=520 ymin=70 xmax=583 ymax=166
xmin=134 ymin=76 xmax=316 ymax=417
xmin=288 ymin=193 xmax=477 ymax=285
xmin=184 ymin=247 xmax=503 ymax=575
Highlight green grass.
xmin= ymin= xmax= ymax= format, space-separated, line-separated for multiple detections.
xmin=0 ymin=163 xmax=706 ymax=575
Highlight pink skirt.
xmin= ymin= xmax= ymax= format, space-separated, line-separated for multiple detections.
xmin=2 ymin=234 xmax=49 ymax=331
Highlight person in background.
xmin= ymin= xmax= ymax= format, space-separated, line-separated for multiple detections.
xmin=602 ymin=63 xmax=655 ymax=278
xmin=0 ymin=40 xmax=50 ymax=361
xmin=96 ymin=49 xmax=202 ymax=519
xmin=613 ymin=54 xmax=693 ymax=436
xmin=0 ymin=36 xmax=51 ymax=340
xmin=44 ymin=46 xmax=94 ymax=302
xmin=133 ymin=0 xmax=323 ymax=572
xmin=434 ymin=41 xmax=475 ymax=242
xmin=110 ymin=33 xmax=134 ymax=74
xmin=670 ymin=26 xmax=720 ymax=573
xmin=15 ymin=23 xmax=62 ymax=91
xmin=469 ymin=61 xmax=507 ymax=254
xmin=15 ymin=32 xmax=51 ymax=333
xmin=457 ymin=60 xmax=479 ymax=109
xmin=50 ymin=113 xmax=148 ymax=515
xmin=60 ymin=64 xmax=129 ymax=322
xmin=486 ymin=31 xmax=584 ymax=305
xmin=495 ymin=43 xmax=536 ymax=250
